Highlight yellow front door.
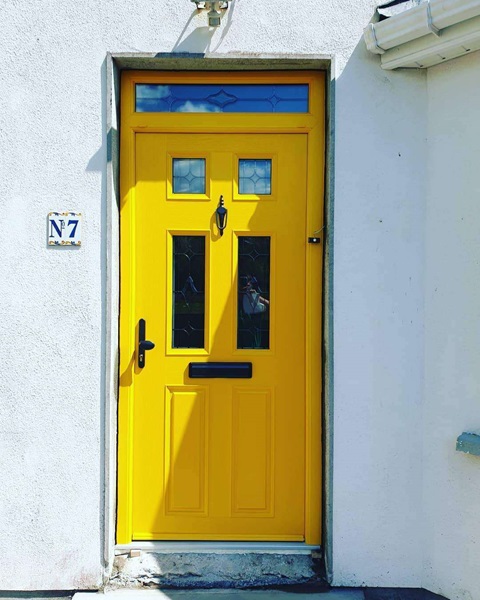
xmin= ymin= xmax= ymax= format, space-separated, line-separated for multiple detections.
xmin=118 ymin=71 xmax=324 ymax=544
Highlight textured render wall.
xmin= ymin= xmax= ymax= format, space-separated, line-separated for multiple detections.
xmin=423 ymin=51 xmax=480 ymax=600
xmin=332 ymin=47 xmax=427 ymax=587
xmin=0 ymin=0 xmax=427 ymax=590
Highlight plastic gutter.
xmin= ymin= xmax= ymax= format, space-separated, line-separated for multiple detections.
xmin=364 ymin=0 xmax=480 ymax=69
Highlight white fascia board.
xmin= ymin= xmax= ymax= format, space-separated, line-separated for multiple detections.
xmin=380 ymin=13 xmax=480 ymax=69
xmin=364 ymin=0 xmax=480 ymax=57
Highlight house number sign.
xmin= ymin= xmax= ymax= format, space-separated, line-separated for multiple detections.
xmin=48 ymin=211 xmax=82 ymax=246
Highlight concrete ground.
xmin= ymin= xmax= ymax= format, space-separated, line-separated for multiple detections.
xmin=71 ymin=588 xmax=445 ymax=600
xmin=73 ymin=592 xmax=363 ymax=600
xmin=0 ymin=589 xmax=446 ymax=600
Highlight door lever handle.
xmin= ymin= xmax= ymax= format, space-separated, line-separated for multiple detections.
xmin=138 ymin=318 xmax=155 ymax=369
xmin=139 ymin=340 xmax=155 ymax=351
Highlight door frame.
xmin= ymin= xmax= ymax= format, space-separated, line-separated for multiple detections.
xmin=110 ymin=64 xmax=328 ymax=555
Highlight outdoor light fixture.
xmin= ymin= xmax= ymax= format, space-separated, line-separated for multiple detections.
xmin=191 ymin=0 xmax=233 ymax=27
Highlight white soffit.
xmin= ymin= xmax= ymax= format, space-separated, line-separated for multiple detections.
xmin=364 ymin=0 xmax=480 ymax=69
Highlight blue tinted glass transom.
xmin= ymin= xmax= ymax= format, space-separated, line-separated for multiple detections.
xmin=136 ymin=84 xmax=309 ymax=113
xmin=239 ymin=159 xmax=272 ymax=195
xmin=173 ymin=159 xmax=206 ymax=194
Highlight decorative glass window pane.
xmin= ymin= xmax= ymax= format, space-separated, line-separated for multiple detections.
xmin=173 ymin=236 xmax=205 ymax=349
xmin=173 ymin=159 xmax=206 ymax=194
xmin=237 ymin=237 xmax=270 ymax=350
xmin=136 ymin=84 xmax=309 ymax=113
xmin=239 ymin=159 xmax=272 ymax=195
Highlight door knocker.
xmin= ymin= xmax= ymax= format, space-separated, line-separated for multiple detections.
xmin=215 ymin=195 xmax=228 ymax=236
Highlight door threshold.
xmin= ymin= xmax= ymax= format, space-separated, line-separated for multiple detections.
xmin=115 ymin=541 xmax=321 ymax=555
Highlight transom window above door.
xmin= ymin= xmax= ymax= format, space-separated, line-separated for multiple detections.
xmin=135 ymin=84 xmax=309 ymax=113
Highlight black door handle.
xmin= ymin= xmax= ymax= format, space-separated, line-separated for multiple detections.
xmin=138 ymin=318 xmax=155 ymax=368
xmin=139 ymin=340 xmax=155 ymax=351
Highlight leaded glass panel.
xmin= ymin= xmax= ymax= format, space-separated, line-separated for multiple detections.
xmin=239 ymin=159 xmax=272 ymax=195
xmin=136 ymin=84 xmax=309 ymax=113
xmin=237 ymin=237 xmax=270 ymax=350
xmin=173 ymin=236 xmax=205 ymax=349
xmin=173 ymin=158 xmax=206 ymax=194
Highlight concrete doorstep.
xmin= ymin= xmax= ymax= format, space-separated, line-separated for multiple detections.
xmin=109 ymin=552 xmax=324 ymax=589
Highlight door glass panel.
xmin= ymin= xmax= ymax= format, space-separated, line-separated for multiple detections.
xmin=173 ymin=236 xmax=205 ymax=349
xmin=136 ymin=84 xmax=309 ymax=113
xmin=173 ymin=158 xmax=206 ymax=194
xmin=237 ymin=237 xmax=270 ymax=350
xmin=239 ymin=159 xmax=272 ymax=195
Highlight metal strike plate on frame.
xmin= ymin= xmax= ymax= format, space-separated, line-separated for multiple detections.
xmin=189 ymin=362 xmax=252 ymax=379
xmin=308 ymin=226 xmax=325 ymax=244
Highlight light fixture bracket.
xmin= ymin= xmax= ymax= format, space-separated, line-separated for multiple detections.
xmin=190 ymin=0 xmax=233 ymax=26
xmin=191 ymin=1 xmax=231 ymax=8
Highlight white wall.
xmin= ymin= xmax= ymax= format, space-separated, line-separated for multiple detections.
xmin=423 ymin=51 xmax=480 ymax=600
xmin=332 ymin=44 xmax=427 ymax=588
xmin=0 ymin=0 xmax=429 ymax=590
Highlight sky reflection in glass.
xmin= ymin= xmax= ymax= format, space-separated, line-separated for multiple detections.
xmin=239 ymin=159 xmax=272 ymax=195
xmin=136 ymin=84 xmax=309 ymax=113
xmin=173 ymin=159 xmax=206 ymax=194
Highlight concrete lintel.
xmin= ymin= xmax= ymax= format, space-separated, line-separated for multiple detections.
xmin=111 ymin=52 xmax=332 ymax=71
xmin=456 ymin=432 xmax=480 ymax=457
